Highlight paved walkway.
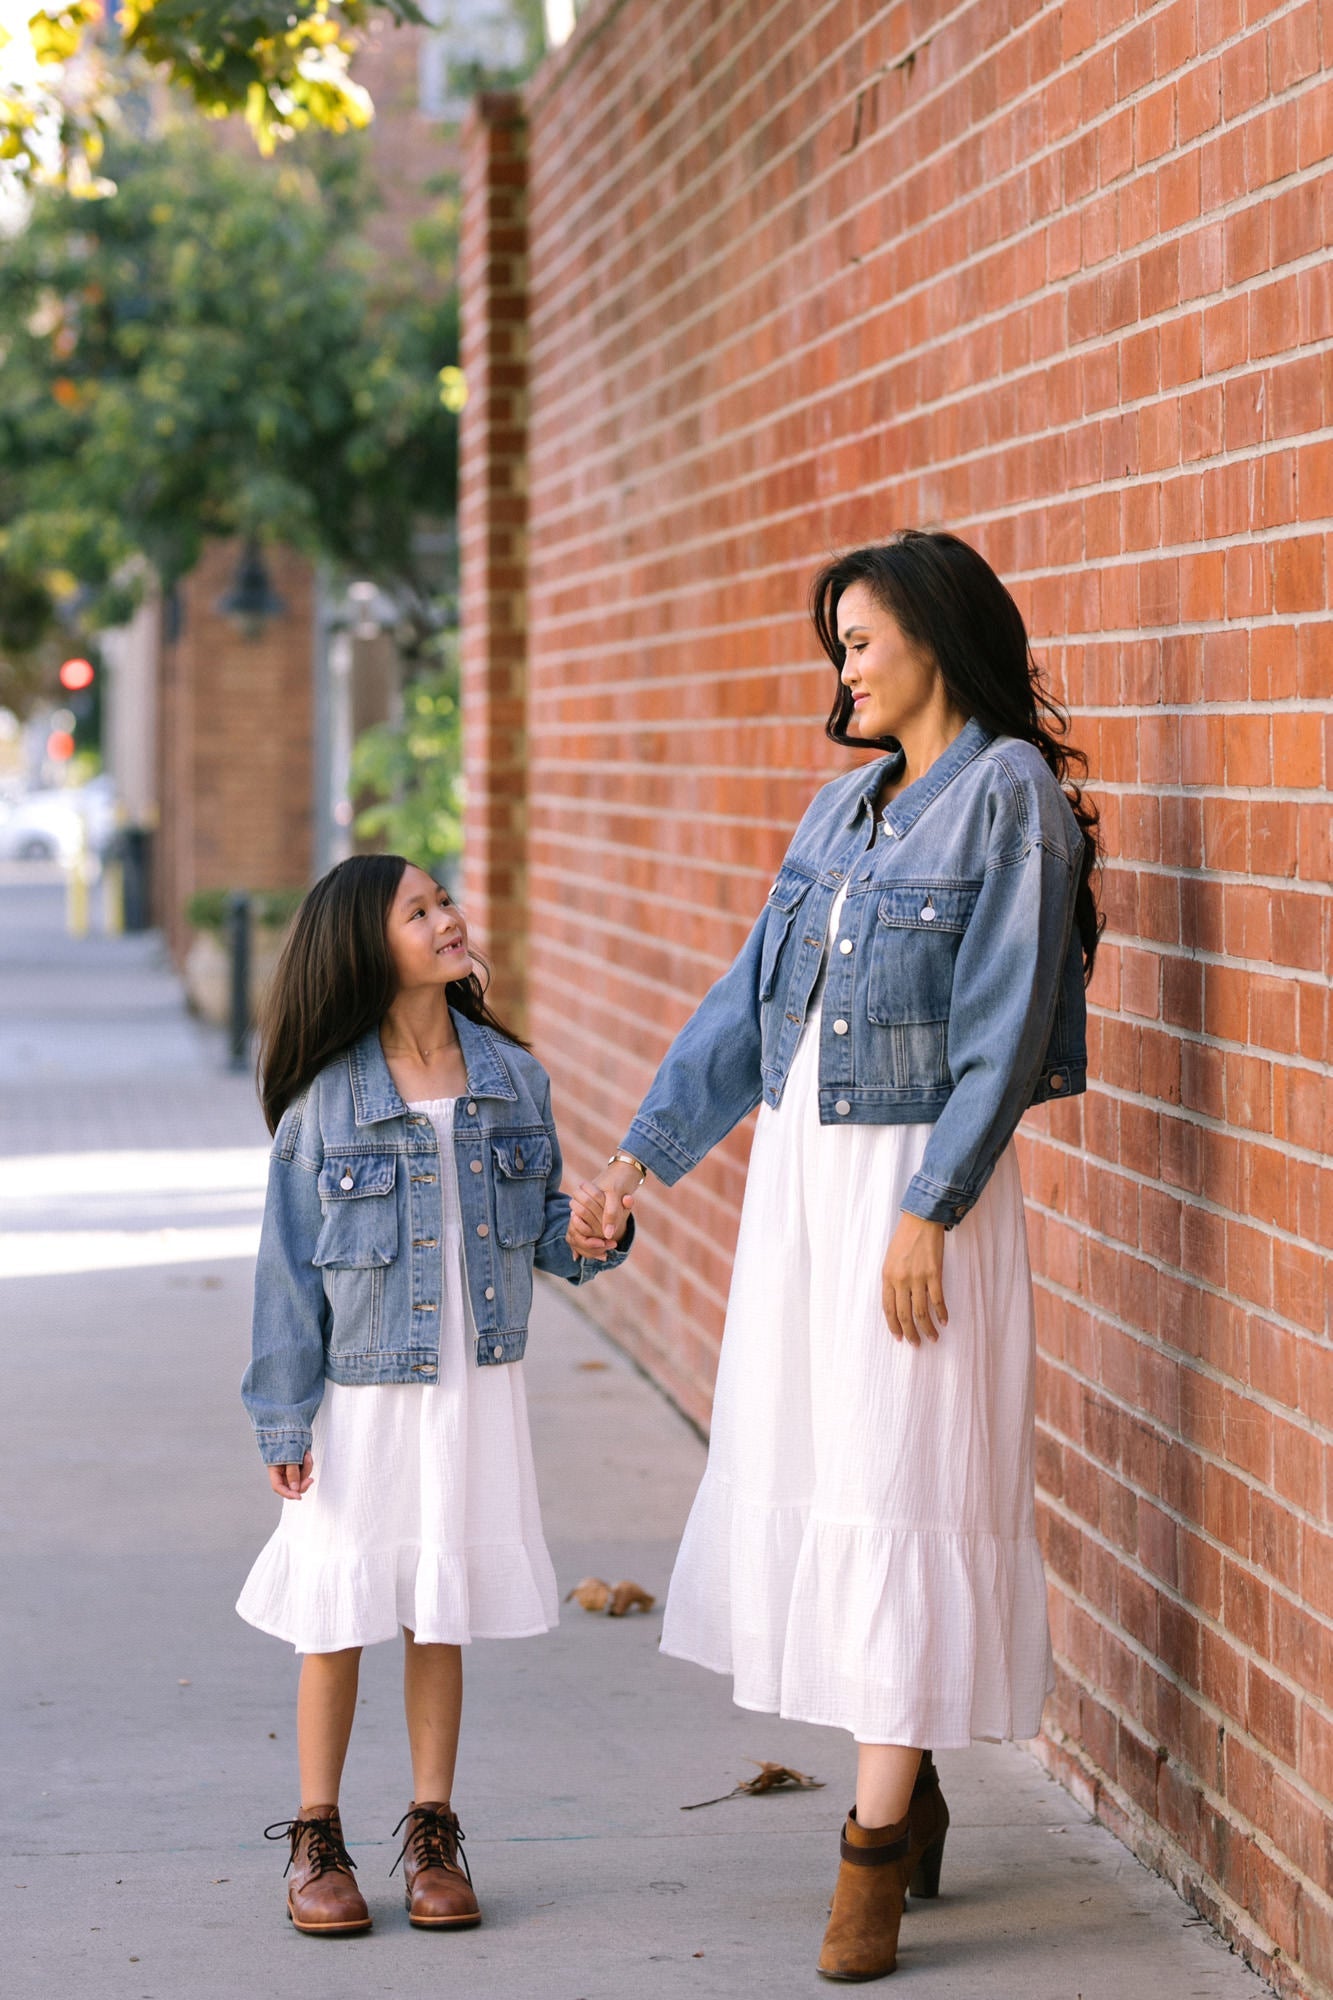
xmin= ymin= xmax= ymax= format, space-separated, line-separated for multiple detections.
xmin=0 ymin=871 xmax=1268 ymax=1999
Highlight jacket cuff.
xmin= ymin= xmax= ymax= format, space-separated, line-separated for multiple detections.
xmin=254 ymin=1428 xmax=312 ymax=1467
xmin=900 ymin=1172 xmax=972 ymax=1229
xmin=620 ymin=1118 xmax=693 ymax=1187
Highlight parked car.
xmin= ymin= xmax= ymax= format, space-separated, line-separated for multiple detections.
xmin=0 ymin=781 xmax=117 ymax=862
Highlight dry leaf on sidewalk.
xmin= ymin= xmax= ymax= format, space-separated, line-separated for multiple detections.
xmin=564 ymin=1576 xmax=656 ymax=1615
xmin=681 ymin=1761 xmax=825 ymax=1811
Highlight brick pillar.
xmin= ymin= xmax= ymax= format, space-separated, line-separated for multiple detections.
xmin=459 ymin=91 xmax=529 ymax=1034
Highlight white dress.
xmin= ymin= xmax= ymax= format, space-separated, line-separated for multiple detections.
xmin=660 ymin=888 xmax=1054 ymax=1746
xmin=237 ymin=1097 xmax=560 ymax=1654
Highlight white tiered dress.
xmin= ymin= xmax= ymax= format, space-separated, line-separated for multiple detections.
xmin=236 ymin=1097 xmax=559 ymax=1655
xmin=659 ymin=889 xmax=1054 ymax=1746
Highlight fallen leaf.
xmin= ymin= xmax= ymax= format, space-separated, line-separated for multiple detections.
xmin=576 ymin=1359 xmax=609 ymax=1371
xmin=177 ymin=1679 xmax=190 ymax=1687
xmin=681 ymin=1761 xmax=824 ymax=1810
xmin=566 ymin=1576 xmax=611 ymax=1611
xmin=608 ymin=1579 xmax=655 ymax=1615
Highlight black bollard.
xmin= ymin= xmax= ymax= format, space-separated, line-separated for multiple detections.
xmin=226 ymin=891 xmax=252 ymax=1072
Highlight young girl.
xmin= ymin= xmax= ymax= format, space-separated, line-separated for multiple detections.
xmin=238 ymin=855 xmax=631 ymax=1937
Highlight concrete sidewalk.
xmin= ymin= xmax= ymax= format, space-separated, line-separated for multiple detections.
xmin=0 ymin=874 xmax=1267 ymax=1999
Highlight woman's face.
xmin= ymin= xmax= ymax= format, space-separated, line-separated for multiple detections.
xmin=385 ymin=865 xmax=475 ymax=993
xmin=837 ymin=581 xmax=941 ymax=742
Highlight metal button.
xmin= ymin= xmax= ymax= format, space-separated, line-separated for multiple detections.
xmin=833 ymin=1019 xmax=849 ymax=1036
xmin=492 ymin=1344 xmax=503 ymax=1361
xmin=467 ymin=1102 xmax=477 ymax=1115
xmin=955 ymin=1204 xmax=966 ymax=1218
xmin=830 ymin=869 xmax=844 ymax=881
xmin=882 ymin=822 xmax=897 ymax=838
xmin=477 ymin=1222 xmax=489 ymax=1238
xmin=339 ymin=1172 xmax=354 ymax=1191
xmin=921 ymin=900 xmax=936 ymax=922
xmin=485 ymin=1285 xmax=495 ymax=1301
xmin=834 ymin=1099 xmax=851 ymax=1116
xmin=839 ymin=938 xmax=853 ymax=954
xmin=470 ymin=1158 xmax=483 ymax=1172
xmin=1050 ymin=1073 xmax=1065 ymax=1091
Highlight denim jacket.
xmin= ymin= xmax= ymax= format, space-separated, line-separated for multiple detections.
xmin=242 ymin=1014 xmax=631 ymax=1466
xmin=623 ymin=718 xmax=1087 ymax=1228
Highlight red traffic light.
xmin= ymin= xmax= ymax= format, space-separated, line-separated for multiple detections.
xmin=59 ymin=657 xmax=95 ymax=691
xmin=47 ymin=729 xmax=76 ymax=762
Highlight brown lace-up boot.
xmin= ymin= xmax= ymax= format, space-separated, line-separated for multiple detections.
xmin=390 ymin=1801 xmax=481 ymax=1928
xmin=817 ymin=1807 xmax=912 ymax=1982
xmin=265 ymin=1806 xmax=371 ymax=1935
xmin=906 ymin=1749 xmax=950 ymax=1901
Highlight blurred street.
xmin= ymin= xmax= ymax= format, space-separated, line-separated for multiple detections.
xmin=0 ymin=874 xmax=1267 ymax=1999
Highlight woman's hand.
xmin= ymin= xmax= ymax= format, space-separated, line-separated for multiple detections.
xmin=268 ymin=1452 xmax=313 ymax=1500
xmin=881 ymin=1213 xmax=948 ymax=1345
xmin=566 ymin=1159 xmax=642 ymax=1257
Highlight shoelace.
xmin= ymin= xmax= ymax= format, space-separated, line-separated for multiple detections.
xmin=388 ymin=1805 xmax=473 ymax=1884
xmin=263 ymin=1815 xmax=358 ymax=1881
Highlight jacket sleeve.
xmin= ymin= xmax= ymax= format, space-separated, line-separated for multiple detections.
xmin=619 ymin=904 xmax=767 ymax=1185
xmin=902 ymin=829 xmax=1080 ymax=1228
xmin=532 ymin=1076 xmax=635 ymax=1285
xmin=241 ymin=1100 xmax=330 ymax=1466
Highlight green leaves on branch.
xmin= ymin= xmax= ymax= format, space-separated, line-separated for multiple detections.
xmin=351 ymin=649 xmax=464 ymax=877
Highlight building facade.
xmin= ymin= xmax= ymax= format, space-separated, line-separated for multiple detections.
xmin=460 ymin=2 xmax=1333 ymax=1993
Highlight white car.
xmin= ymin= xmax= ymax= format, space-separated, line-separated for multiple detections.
xmin=0 ymin=782 xmax=116 ymax=862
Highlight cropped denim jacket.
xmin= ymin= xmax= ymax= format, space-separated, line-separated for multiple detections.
xmin=242 ymin=1015 xmax=631 ymax=1466
xmin=622 ymin=718 xmax=1087 ymax=1229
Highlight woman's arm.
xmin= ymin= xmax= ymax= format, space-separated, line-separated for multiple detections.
xmin=532 ymin=1077 xmax=635 ymax=1283
xmin=241 ymin=1115 xmax=331 ymax=1467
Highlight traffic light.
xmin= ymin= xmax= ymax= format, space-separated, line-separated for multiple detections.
xmin=59 ymin=657 xmax=94 ymax=692
xmin=56 ymin=656 xmax=100 ymax=753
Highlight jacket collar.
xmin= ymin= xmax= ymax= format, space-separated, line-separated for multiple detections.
xmin=844 ymin=715 xmax=994 ymax=841
xmin=348 ymin=1010 xmax=519 ymax=1126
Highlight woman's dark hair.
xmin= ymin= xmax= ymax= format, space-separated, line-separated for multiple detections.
xmin=810 ymin=529 xmax=1103 ymax=980
xmin=257 ymin=854 xmax=528 ymax=1134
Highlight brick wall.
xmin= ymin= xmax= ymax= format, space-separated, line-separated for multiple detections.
xmin=461 ymin=2 xmax=1333 ymax=1992
xmin=156 ymin=538 xmax=315 ymax=961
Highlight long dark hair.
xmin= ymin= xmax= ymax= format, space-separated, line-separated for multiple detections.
xmin=810 ymin=530 xmax=1102 ymax=980
xmin=257 ymin=854 xmax=527 ymax=1135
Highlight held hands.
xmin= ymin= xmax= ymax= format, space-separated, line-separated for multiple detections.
xmin=882 ymin=1212 xmax=949 ymax=1345
xmin=566 ymin=1159 xmax=641 ymax=1260
xmin=269 ymin=1452 xmax=313 ymax=1500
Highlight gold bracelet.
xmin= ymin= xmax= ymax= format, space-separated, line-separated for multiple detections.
xmin=606 ymin=1148 xmax=648 ymax=1185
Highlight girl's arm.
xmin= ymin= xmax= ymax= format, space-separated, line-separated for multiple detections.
xmin=241 ymin=1115 xmax=330 ymax=1467
xmin=532 ymin=1077 xmax=635 ymax=1285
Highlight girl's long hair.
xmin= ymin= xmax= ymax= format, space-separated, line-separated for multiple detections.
xmin=257 ymin=854 xmax=528 ymax=1134
xmin=810 ymin=530 xmax=1103 ymax=980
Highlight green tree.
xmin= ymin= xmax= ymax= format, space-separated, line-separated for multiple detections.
xmin=0 ymin=121 xmax=460 ymax=708
xmin=349 ymin=640 xmax=463 ymax=878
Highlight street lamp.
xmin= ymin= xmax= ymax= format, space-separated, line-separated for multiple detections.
xmin=216 ymin=539 xmax=287 ymax=640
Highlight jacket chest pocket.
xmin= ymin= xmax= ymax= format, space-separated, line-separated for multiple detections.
xmin=759 ymin=866 xmax=815 ymax=1001
xmin=866 ymin=885 xmax=980 ymax=1081
xmin=490 ymin=1134 xmax=552 ymax=1248
xmin=312 ymin=1154 xmax=399 ymax=1268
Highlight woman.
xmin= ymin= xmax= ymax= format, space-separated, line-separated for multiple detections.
xmin=569 ymin=531 xmax=1100 ymax=1982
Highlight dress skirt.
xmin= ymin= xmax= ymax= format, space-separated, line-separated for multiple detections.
xmin=236 ymin=1097 xmax=560 ymax=1655
xmin=660 ymin=914 xmax=1054 ymax=1747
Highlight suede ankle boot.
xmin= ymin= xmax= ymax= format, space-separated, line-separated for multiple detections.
xmin=265 ymin=1805 xmax=371 ymax=1936
xmin=817 ymin=1807 xmax=911 ymax=1982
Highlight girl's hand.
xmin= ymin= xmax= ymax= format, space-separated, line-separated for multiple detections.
xmin=881 ymin=1213 xmax=948 ymax=1345
xmin=269 ymin=1453 xmax=313 ymax=1499
xmin=567 ymin=1160 xmax=641 ymax=1256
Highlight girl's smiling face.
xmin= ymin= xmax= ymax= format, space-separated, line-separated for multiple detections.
xmin=385 ymin=864 xmax=475 ymax=993
xmin=837 ymin=580 xmax=941 ymax=742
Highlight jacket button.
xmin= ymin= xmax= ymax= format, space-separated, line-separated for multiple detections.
xmin=955 ymin=1204 xmax=966 ymax=1218
xmin=834 ymin=1099 xmax=851 ymax=1116
xmin=839 ymin=938 xmax=853 ymax=954
xmin=492 ymin=1344 xmax=503 ymax=1361
xmin=833 ymin=1018 xmax=849 ymax=1036
xmin=921 ymin=903 xmax=936 ymax=922
xmin=485 ymin=1285 xmax=495 ymax=1301
xmin=467 ymin=1102 xmax=477 ymax=1115
xmin=1050 ymin=1072 xmax=1065 ymax=1090
xmin=339 ymin=1172 xmax=354 ymax=1191
xmin=470 ymin=1158 xmax=483 ymax=1172
xmin=477 ymin=1222 xmax=489 ymax=1238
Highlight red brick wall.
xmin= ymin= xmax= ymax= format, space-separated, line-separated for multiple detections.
xmin=461 ymin=2 xmax=1333 ymax=1991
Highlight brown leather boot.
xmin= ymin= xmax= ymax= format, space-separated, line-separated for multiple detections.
xmin=906 ymin=1750 xmax=950 ymax=1900
xmin=817 ymin=1809 xmax=911 ymax=1982
xmin=265 ymin=1806 xmax=371 ymax=1935
xmin=390 ymin=1801 xmax=481 ymax=1928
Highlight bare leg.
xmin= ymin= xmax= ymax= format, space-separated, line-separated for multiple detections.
xmin=296 ymin=1648 xmax=362 ymax=1807
xmin=403 ymin=1628 xmax=464 ymax=1801
xmin=855 ymin=1742 xmax=923 ymax=1827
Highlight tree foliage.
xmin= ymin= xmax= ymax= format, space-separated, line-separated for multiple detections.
xmin=0 ymin=120 xmax=460 ymax=705
xmin=349 ymin=641 xmax=463 ymax=879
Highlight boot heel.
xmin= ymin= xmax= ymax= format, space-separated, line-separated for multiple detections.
xmin=908 ymin=1831 xmax=945 ymax=1899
